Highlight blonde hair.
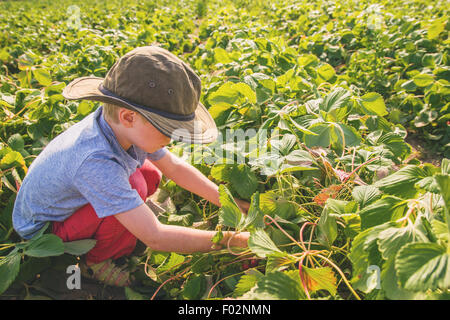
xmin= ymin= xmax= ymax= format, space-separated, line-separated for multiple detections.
xmin=102 ymin=102 xmax=120 ymax=123
xmin=102 ymin=102 xmax=146 ymax=124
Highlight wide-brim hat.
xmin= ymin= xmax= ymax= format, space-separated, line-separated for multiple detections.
xmin=62 ymin=46 xmax=218 ymax=144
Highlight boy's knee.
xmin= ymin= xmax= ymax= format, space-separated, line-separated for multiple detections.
xmin=129 ymin=169 xmax=148 ymax=201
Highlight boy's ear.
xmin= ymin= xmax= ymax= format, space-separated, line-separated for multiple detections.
xmin=118 ymin=108 xmax=138 ymax=128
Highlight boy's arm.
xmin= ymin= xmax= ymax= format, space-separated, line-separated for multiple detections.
xmin=151 ymin=151 xmax=250 ymax=213
xmin=114 ymin=203 xmax=249 ymax=253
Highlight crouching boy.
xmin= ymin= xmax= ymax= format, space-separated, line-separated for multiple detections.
xmin=12 ymin=46 xmax=250 ymax=287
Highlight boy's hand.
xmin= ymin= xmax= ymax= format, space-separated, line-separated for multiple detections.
xmin=219 ymin=231 xmax=250 ymax=249
xmin=233 ymin=231 xmax=250 ymax=248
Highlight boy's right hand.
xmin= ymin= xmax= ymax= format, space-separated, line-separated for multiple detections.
xmin=115 ymin=203 xmax=249 ymax=254
xmin=220 ymin=231 xmax=250 ymax=249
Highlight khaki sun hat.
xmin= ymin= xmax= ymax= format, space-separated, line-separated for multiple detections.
xmin=62 ymin=46 xmax=218 ymax=144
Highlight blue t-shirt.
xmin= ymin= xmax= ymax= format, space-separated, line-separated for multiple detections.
xmin=12 ymin=106 xmax=167 ymax=239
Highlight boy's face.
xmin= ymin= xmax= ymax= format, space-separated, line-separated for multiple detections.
xmin=115 ymin=108 xmax=171 ymax=153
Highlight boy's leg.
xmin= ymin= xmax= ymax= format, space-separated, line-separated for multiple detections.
xmin=53 ymin=204 xmax=137 ymax=264
xmin=52 ymin=160 xmax=162 ymax=264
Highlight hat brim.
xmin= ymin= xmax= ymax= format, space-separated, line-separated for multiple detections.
xmin=62 ymin=76 xmax=218 ymax=144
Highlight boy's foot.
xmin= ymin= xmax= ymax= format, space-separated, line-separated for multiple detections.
xmin=80 ymin=258 xmax=135 ymax=287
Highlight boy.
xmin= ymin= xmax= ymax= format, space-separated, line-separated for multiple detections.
xmin=12 ymin=46 xmax=250 ymax=287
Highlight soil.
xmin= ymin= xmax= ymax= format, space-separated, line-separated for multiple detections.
xmin=1 ymin=266 xmax=128 ymax=300
xmin=405 ymin=133 xmax=444 ymax=167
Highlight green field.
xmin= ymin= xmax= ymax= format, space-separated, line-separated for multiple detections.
xmin=0 ymin=0 xmax=449 ymax=300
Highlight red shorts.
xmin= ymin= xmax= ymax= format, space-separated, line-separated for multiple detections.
xmin=52 ymin=159 xmax=161 ymax=264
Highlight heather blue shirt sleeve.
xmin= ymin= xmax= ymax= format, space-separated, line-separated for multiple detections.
xmin=73 ymin=153 xmax=144 ymax=218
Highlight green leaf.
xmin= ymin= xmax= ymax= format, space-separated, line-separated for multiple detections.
xmin=214 ymin=47 xmax=232 ymax=64
xmin=78 ymin=100 xmax=95 ymax=116
xmin=414 ymin=109 xmax=438 ymax=127
xmin=276 ymin=68 xmax=295 ymax=88
xmin=208 ymin=104 xmax=234 ymax=126
xmin=24 ymin=234 xmax=65 ymax=257
xmin=381 ymin=257 xmax=421 ymax=300
xmin=211 ymin=230 xmax=223 ymax=245
xmin=0 ymin=249 xmax=21 ymax=295
xmin=279 ymin=163 xmax=319 ymax=174
xmin=207 ymin=82 xmax=256 ymax=106
xmin=287 ymin=116 xmax=317 ymax=135
xmin=265 ymin=251 xmax=295 ymax=273
xmin=248 ymin=228 xmax=282 ymax=258
xmin=259 ymin=191 xmax=296 ymax=220
xmin=341 ymin=214 xmax=361 ymax=239
xmin=377 ymin=223 xmax=428 ymax=260
xmin=7 ymin=134 xmax=25 ymax=151
xmin=241 ymin=192 xmax=264 ymax=230
xmin=157 ymin=252 xmax=185 ymax=273
xmin=316 ymin=206 xmax=338 ymax=248
xmin=375 ymin=132 xmax=411 ymax=161
xmin=325 ymin=198 xmax=358 ymax=215
xmin=415 ymin=176 xmax=440 ymax=193
xmin=352 ymin=185 xmax=382 ymax=208
xmin=349 ymin=223 xmax=390 ymax=292
xmin=0 ymin=151 xmax=25 ymax=170
xmin=191 ymin=253 xmax=213 ymax=274
xmin=320 ymin=87 xmax=350 ymax=112
xmin=298 ymin=54 xmax=319 ymax=67
xmin=207 ymin=82 xmax=238 ymax=106
xmin=435 ymin=174 xmax=450 ymax=213
xmin=412 ymin=73 xmax=434 ymax=87
xmin=401 ymin=79 xmax=417 ymax=91
xmin=32 ymin=68 xmax=52 ymax=86
xmin=335 ymin=123 xmax=362 ymax=148
xmin=210 ymin=164 xmax=234 ymax=183
xmin=359 ymin=196 xmax=407 ymax=230
xmin=441 ymin=159 xmax=450 ymax=175
xmin=230 ymin=164 xmax=258 ymax=200
xmin=285 ymin=149 xmax=316 ymax=165
xmin=396 ymin=242 xmax=450 ymax=291
xmin=17 ymin=52 xmax=35 ymax=71
xmin=427 ymin=17 xmax=446 ymax=40
xmin=374 ymin=165 xmax=428 ymax=198
xmin=179 ymin=199 xmax=202 ymax=217
xmin=167 ymin=213 xmax=194 ymax=226
xmin=317 ymin=63 xmax=336 ymax=81
xmin=303 ymin=123 xmax=332 ymax=148
xmin=234 ymin=269 xmax=264 ymax=297
xmin=218 ymin=184 xmax=243 ymax=228
xmin=233 ymin=82 xmax=257 ymax=104
xmin=301 ymin=266 xmax=337 ymax=296
xmin=431 ymin=219 xmax=449 ymax=244
xmin=15 ymin=256 xmax=52 ymax=286
xmin=303 ymin=123 xmax=360 ymax=150
xmin=435 ymin=173 xmax=450 ymax=238
xmin=0 ymin=48 xmax=11 ymax=63
xmin=360 ymin=92 xmax=388 ymax=116
xmin=270 ymin=134 xmax=297 ymax=156
xmin=63 ymin=239 xmax=97 ymax=255
xmin=241 ymin=271 xmax=305 ymax=300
